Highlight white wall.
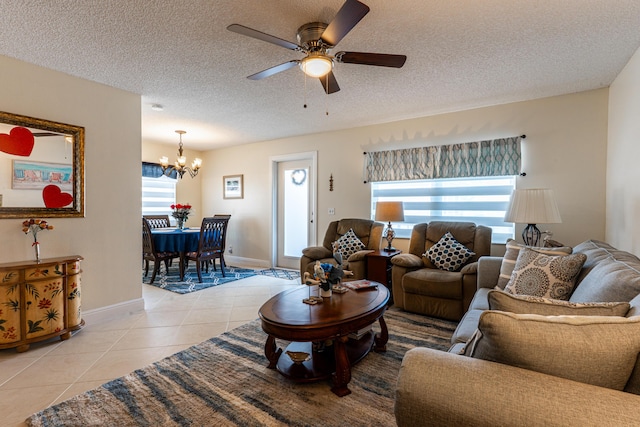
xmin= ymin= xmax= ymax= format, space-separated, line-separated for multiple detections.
xmin=201 ymin=89 xmax=609 ymax=263
xmin=607 ymin=46 xmax=640 ymax=254
xmin=0 ymin=55 xmax=142 ymax=312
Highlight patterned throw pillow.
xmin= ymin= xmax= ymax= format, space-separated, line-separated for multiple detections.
xmin=426 ymin=232 xmax=475 ymax=272
xmin=504 ymin=248 xmax=587 ymax=300
xmin=496 ymin=239 xmax=573 ymax=290
xmin=334 ymin=228 xmax=366 ymax=259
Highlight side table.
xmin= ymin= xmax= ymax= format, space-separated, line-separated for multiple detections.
xmin=366 ymin=250 xmax=401 ymax=304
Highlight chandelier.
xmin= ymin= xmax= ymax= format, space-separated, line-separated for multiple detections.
xmin=160 ymin=130 xmax=202 ymax=179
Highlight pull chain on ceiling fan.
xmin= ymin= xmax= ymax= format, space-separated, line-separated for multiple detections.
xmin=227 ymin=0 xmax=407 ymax=95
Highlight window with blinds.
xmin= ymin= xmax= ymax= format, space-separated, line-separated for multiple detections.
xmin=371 ymin=176 xmax=516 ymax=244
xmin=142 ymin=175 xmax=177 ymax=223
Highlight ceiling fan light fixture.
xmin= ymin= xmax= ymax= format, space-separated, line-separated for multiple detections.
xmin=300 ymin=55 xmax=333 ymax=78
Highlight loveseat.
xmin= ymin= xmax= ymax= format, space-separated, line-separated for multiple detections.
xmin=395 ymin=240 xmax=640 ymax=426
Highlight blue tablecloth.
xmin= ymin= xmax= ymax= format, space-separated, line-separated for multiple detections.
xmin=151 ymin=228 xmax=200 ymax=253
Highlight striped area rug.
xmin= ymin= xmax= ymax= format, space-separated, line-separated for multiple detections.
xmin=26 ymin=308 xmax=457 ymax=427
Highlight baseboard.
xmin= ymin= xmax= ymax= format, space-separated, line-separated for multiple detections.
xmin=82 ymin=298 xmax=145 ymax=325
xmin=225 ymin=255 xmax=271 ymax=269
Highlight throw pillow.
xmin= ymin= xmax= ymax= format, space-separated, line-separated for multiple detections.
xmin=334 ymin=228 xmax=365 ymax=259
xmin=487 ymin=290 xmax=630 ymax=316
xmin=425 ymin=232 xmax=475 ymax=272
xmin=503 ymin=248 xmax=586 ymax=300
xmin=466 ymin=311 xmax=640 ymax=390
xmin=496 ymin=239 xmax=573 ymax=290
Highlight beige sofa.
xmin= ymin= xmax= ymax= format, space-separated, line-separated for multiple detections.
xmin=395 ymin=240 xmax=640 ymax=426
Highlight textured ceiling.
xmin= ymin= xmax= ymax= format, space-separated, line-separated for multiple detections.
xmin=1 ymin=1 xmax=640 ymax=150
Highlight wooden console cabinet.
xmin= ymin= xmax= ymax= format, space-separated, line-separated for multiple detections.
xmin=0 ymin=256 xmax=83 ymax=352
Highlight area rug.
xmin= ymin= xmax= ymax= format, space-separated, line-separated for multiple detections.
xmin=143 ymin=264 xmax=257 ymax=294
xmin=26 ymin=308 xmax=457 ymax=427
xmin=256 ymin=267 xmax=301 ymax=281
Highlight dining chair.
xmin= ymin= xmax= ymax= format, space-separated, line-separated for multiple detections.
xmin=143 ymin=214 xmax=171 ymax=229
xmin=184 ymin=217 xmax=230 ymax=282
xmin=142 ymin=218 xmax=180 ymax=284
xmin=213 ymin=214 xmax=231 ymax=220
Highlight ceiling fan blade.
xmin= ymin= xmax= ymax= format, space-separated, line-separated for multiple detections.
xmin=247 ymin=60 xmax=300 ymax=80
xmin=320 ymin=0 xmax=370 ymax=47
xmin=319 ymin=71 xmax=340 ymax=94
xmin=227 ymin=24 xmax=301 ymax=51
xmin=335 ymin=51 xmax=407 ymax=68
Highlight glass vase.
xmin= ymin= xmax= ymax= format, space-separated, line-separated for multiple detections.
xmin=176 ymin=218 xmax=185 ymax=229
xmin=33 ymin=242 xmax=41 ymax=262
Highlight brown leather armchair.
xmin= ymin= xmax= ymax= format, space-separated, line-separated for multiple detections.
xmin=300 ymin=218 xmax=384 ymax=281
xmin=391 ymin=221 xmax=492 ymax=321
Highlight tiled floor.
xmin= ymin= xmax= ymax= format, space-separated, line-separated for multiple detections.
xmin=0 ymin=272 xmax=301 ymax=427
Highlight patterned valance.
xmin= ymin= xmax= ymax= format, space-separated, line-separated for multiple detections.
xmin=364 ymin=136 xmax=522 ymax=182
xmin=142 ymin=161 xmax=177 ymax=179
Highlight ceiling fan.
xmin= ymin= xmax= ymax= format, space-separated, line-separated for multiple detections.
xmin=227 ymin=0 xmax=406 ymax=94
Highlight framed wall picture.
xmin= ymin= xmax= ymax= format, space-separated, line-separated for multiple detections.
xmin=223 ymin=174 xmax=244 ymax=199
xmin=12 ymin=160 xmax=74 ymax=191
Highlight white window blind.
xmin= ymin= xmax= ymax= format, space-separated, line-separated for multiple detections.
xmin=371 ymin=176 xmax=516 ymax=244
xmin=142 ymin=176 xmax=177 ymax=223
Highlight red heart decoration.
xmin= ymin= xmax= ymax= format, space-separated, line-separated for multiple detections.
xmin=42 ymin=185 xmax=73 ymax=208
xmin=0 ymin=127 xmax=35 ymax=156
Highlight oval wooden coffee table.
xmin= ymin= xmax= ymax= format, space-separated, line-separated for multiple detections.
xmin=259 ymin=282 xmax=389 ymax=397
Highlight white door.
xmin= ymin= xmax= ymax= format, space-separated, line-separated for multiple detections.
xmin=275 ymin=157 xmax=315 ymax=269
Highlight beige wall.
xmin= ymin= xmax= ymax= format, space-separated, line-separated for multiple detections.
xmin=201 ymin=89 xmax=609 ymax=263
xmin=607 ymin=46 xmax=640 ymax=254
xmin=0 ymin=55 xmax=142 ymax=312
xmin=0 ymin=52 xmax=616 ymax=317
xmin=142 ymin=141 xmax=203 ymax=229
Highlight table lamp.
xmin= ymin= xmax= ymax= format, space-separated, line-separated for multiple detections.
xmin=504 ymin=188 xmax=562 ymax=246
xmin=375 ymin=201 xmax=405 ymax=252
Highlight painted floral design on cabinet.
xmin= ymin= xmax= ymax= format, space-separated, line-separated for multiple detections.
xmin=0 ymin=271 xmax=21 ymax=344
xmin=0 ymin=258 xmax=83 ymax=350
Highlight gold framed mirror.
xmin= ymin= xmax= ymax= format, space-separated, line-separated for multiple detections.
xmin=0 ymin=111 xmax=84 ymax=218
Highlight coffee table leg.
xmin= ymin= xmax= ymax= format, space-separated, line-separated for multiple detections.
xmin=331 ymin=336 xmax=352 ymax=397
xmin=264 ymin=334 xmax=282 ymax=369
xmin=374 ymin=316 xmax=389 ymax=353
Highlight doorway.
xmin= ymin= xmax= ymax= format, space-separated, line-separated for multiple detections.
xmin=271 ymin=152 xmax=317 ymax=269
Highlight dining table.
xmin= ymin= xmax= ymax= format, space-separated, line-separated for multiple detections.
xmin=150 ymin=227 xmax=200 ymax=280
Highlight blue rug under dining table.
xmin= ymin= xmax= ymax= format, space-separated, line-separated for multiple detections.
xmin=143 ymin=263 xmax=257 ymax=294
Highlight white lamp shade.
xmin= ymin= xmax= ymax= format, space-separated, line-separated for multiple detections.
xmin=300 ymin=56 xmax=333 ymax=78
xmin=375 ymin=201 xmax=405 ymax=222
xmin=504 ymin=189 xmax=562 ymax=224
